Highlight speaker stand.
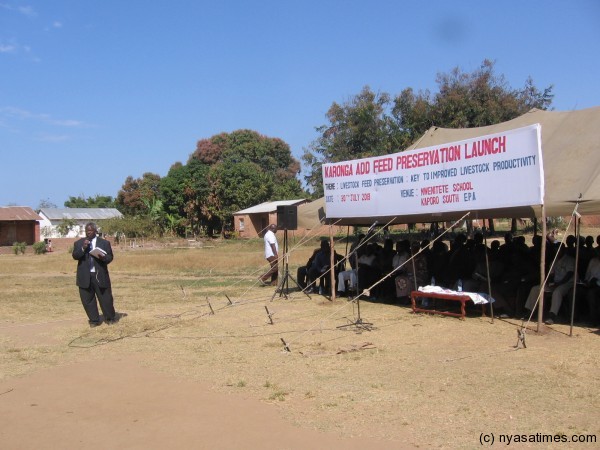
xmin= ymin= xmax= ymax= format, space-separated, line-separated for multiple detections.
xmin=272 ymin=229 xmax=311 ymax=301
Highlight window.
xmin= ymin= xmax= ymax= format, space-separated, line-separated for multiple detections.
xmin=239 ymin=218 xmax=245 ymax=231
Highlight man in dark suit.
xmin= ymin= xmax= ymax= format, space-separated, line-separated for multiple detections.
xmin=72 ymin=222 xmax=117 ymax=327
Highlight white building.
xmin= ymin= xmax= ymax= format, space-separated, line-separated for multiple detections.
xmin=38 ymin=208 xmax=123 ymax=238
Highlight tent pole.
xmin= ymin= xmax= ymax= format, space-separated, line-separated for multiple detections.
xmin=570 ymin=209 xmax=581 ymax=336
xmin=484 ymin=234 xmax=494 ymax=323
xmin=330 ymin=225 xmax=335 ymax=301
xmin=345 ymin=226 xmax=350 ymax=256
xmin=538 ymin=205 xmax=547 ymax=332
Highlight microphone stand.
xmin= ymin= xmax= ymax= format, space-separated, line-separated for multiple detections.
xmin=338 ymin=232 xmax=374 ymax=331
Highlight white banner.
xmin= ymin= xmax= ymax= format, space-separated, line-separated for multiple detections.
xmin=322 ymin=124 xmax=544 ymax=219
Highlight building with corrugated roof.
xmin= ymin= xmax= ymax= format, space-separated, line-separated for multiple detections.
xmin=38 ymin=208 xmax=123 ymax=238
xmin=233 ymin=200 xmax=307 ymax=238
xmin=0 ymin=206 xmax=42 ymax=245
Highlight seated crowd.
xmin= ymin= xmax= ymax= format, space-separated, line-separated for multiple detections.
xmin=298 ymin=231 xmax=600 ymax=326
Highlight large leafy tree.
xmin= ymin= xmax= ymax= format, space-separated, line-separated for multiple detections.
xmin=302 ymin=87 xmax=397 ymax=196
xmin=188 ymin=129 xmax=305 ymax=235
xmin=192 ymin=129 xmax=301 ymax=180
xmin=303 ymin=59 xmax=553 ymax=195
xmin=204 ymin=161 xmax=271 ymax=234
xmin=160 ymin=159 xmax=211 ymax=236
xmin=116 ymin=172 xmax=161 ymax=216
xmin=392 ymin=59 xmax=554 ymax=143
xmin=114 ymin=130 xmax=304 ymax=237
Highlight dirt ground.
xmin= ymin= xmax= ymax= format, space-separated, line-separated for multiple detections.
xmin=0 ymin=353 xmax=399 ymax=449
xmin=1 ymin=241 xmax=599 ymax=449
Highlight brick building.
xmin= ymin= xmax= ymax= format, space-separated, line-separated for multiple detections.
xmin=0 ymin=206 xmax=42 ymax=246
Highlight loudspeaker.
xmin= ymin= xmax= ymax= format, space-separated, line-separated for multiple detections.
xmin=277 ymin=205 xmax=298 ymax=230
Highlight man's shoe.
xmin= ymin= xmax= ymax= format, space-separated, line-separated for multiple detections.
xmin=258 ymin=278 xmax=268 ymax=286
xmin=89 ymin=322 xmax=101 ymax=328
xmin=544 ymin=312 xmax=557 ymax=326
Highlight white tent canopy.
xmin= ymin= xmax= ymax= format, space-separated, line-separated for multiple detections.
xmin=322 ymin=106 xmax=600 ymax=225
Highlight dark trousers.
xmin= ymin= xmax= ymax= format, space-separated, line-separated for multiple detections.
xmin=586 ymin=285 xmax=600 ymax=325
xmin=79 ymin=275 xmax=115 ymax=324
xmin=261 ymin=256 xmax=278 ymax=283
xmin=297 ymin=266 xmax=308 ymax=289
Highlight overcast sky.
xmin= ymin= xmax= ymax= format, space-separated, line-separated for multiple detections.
xmin=1 ymin=0 xmax=599 ymax=208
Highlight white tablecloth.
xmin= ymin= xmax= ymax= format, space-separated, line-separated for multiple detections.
xmin=417 ymin=285 xmax=495 ymax=305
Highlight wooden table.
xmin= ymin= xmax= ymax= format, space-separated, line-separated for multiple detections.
xmin=411 ymin=290 xmax=486 ymax=320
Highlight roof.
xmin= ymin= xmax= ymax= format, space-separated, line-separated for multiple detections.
xmin=39 ymin=208 xmax=123 ymax=221
xmin=234 ymin=199 xmax=306 ymax=215
xmin=0 ymin=206 xmax=42 ymax=221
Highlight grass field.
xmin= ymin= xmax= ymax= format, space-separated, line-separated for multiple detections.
xmin=1 ymin=235 xmax=599 ymax=448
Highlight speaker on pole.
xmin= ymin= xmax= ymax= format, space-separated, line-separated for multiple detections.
xmin=277 ymin=205 xmax=297 ymax=230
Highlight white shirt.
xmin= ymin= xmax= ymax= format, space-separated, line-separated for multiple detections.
xmin=552 ymin=253 xmax=576 ymax=283
xmin=90 ymin=236 xmax=98 ymax=273
xmin=263 ymin=229 xmax=278 ymax=258
xmin=585 ymin=257 xmax=600 ymax=283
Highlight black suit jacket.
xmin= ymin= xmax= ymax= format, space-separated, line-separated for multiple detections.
xmin=72 ymin=236 xmax=114 ymax=289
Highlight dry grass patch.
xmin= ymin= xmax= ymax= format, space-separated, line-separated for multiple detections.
xmin=1 ymin=239 xmax=599 ymax=447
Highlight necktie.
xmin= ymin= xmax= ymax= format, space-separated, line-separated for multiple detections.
xmin=88 ymin=242 xmax=94 ymax=271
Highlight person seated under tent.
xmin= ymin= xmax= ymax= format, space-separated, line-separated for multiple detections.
xmin=522 ymin=244 xmax=576 ymax=325
xmin=338 ymin=243 xmax=377 ymax=298
xmin=357 ymin=243 xmax=380 ymax=299
xmin=348 ymin=233 xmax=366 ymax=270
xmin=307 ymin=240 xmax=344 ymax=295
xmin=393 ymin=240 xmax=412 ymax=301
xmin=376 ymin=238 xmax=396 ymax=298
xmin=583 ymin=252 xmax=600 ymax=327
xmin=395 ymin=241 xmax=429 ymax=304
xmin=445 ymin=233 xmax=477 ymax=292
xmin=578 ymin=235 xmax=596 ymax=281
xmin=298 ymin=247 xmax=320 ymax=290
xmin=428 ymin=239 xmax=449 ymax=288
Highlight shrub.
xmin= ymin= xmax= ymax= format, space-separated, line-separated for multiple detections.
xmin=56 ymin=218 xmax=77 ymax=237
xmin=12 ymin=242 xmax=26 ymax=255
xmin=32 ymin=241 xmax=48 ymax=255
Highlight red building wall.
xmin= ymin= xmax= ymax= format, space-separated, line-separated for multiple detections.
xmin=0 ymin=221 xmax=40 ymax=246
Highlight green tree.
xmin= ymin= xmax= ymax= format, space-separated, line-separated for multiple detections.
xmin=98 ymin=216 xmax=160 ymax=239
xmin=56 ymin=218 xmax=77 ymax=237
xmin=64 ymin=195 xmax=116 ymax=208
xmin=302 ymin=87 xmax=396 ymax=196
xmin=116 ymin=172 xmax=161 ymax=216
xmin=205 ymin=161 xmax=272 ymax=235
xmin=160 ymin=159 xmax=211 ymax=236
xmin=392 ymin=59 xmax=554 ymax=144
xmin=157 ymin=130 xmax=305 ymax=237
xmin=141 ymin=197 xmax=164 ymax=224
xmin=302 ymin=60 xmax=553 ymax=194
xmin=187 ymin=130 xmax=305 ymax=235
